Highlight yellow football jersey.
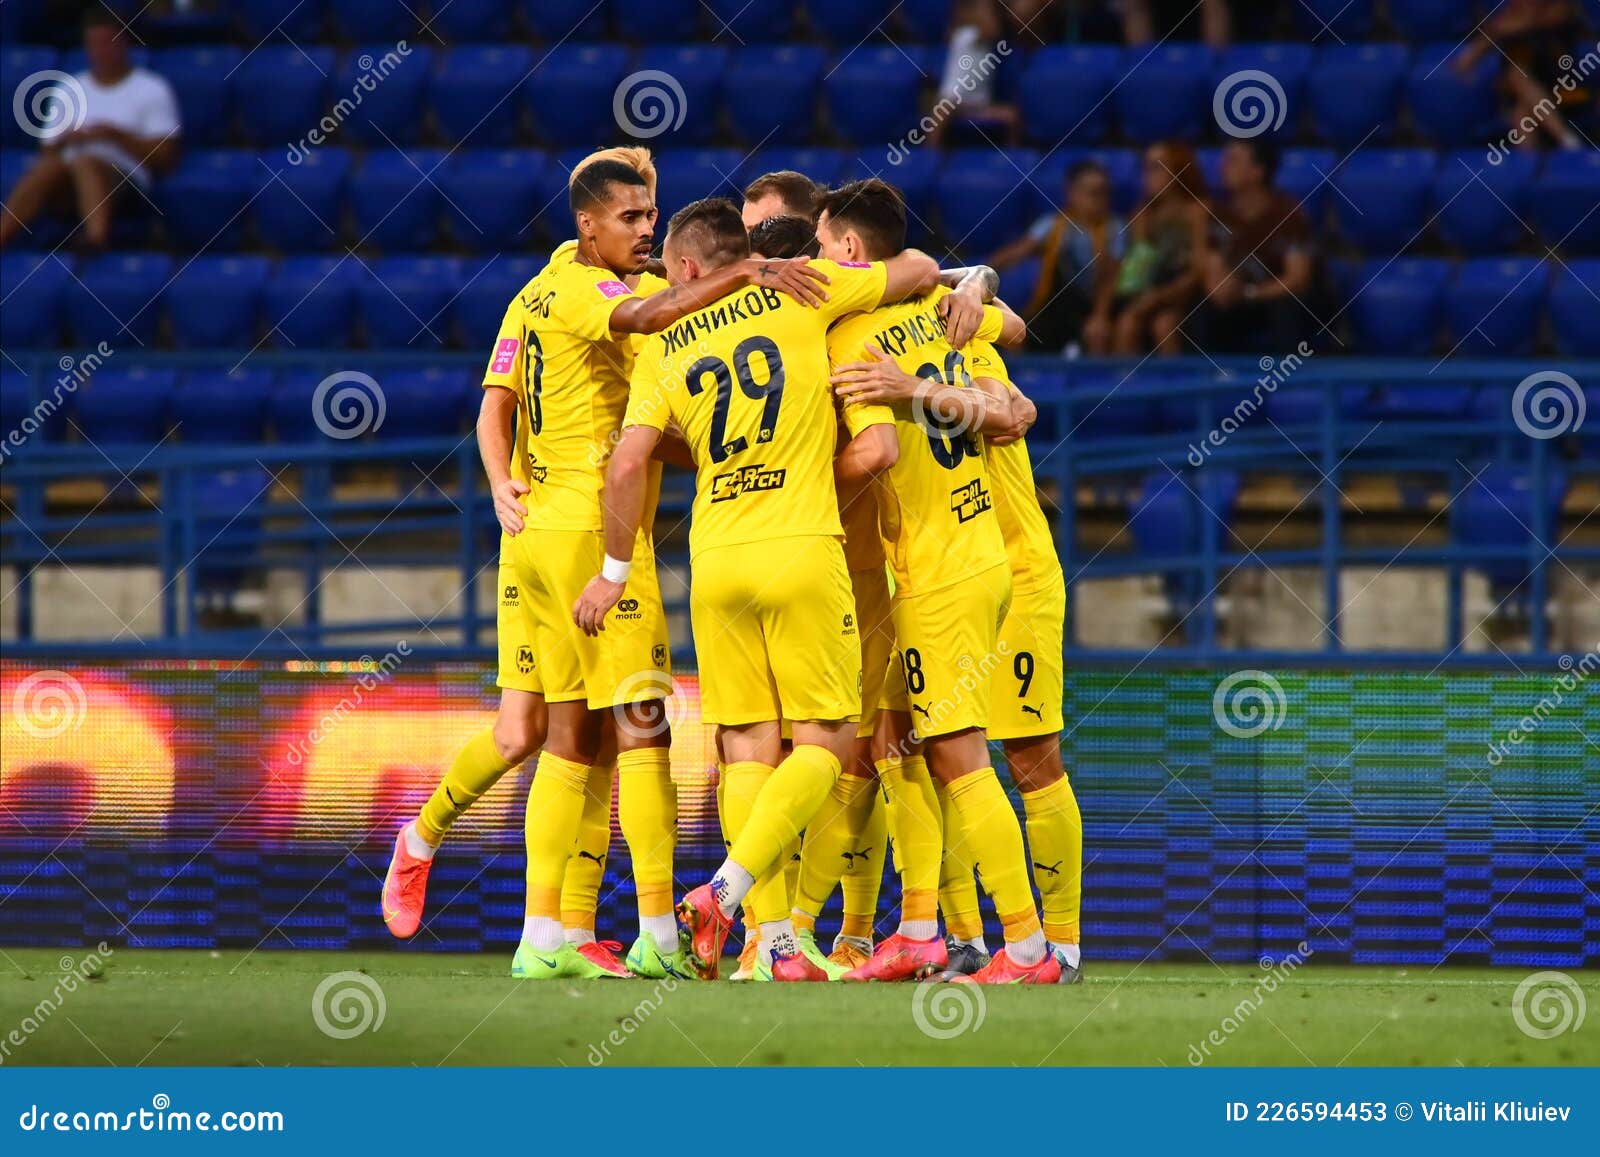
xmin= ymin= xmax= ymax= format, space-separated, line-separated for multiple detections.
xmin=825 ymin=287 xmax=1009 ymax=596
xmin=966 ymin=338 xmax=1063 ymax=591
xmin=625 ymin=260 xmax=891 ymax=558
xmin=482 ymin=257 xmax=666 ymax=533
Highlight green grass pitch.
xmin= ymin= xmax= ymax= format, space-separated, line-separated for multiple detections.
xmin=1 ymin=950 xmax=1593 ymax=1067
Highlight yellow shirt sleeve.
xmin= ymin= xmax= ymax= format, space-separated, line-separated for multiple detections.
xmin=976 ymin=304 xmax=1005 ymax=343
xmin=816 ymin=260 xmax=890 ymax=325
xmin=482 ymin=301 xmax=525 ymax=392
xmin=964 ymin=337 xmax=1013 ymax=387
xmin=842 ymin=400 xmax=893 ymax=437
xmin=562 ymin=263 xmax=637 ymax=342
xmin=623 ymin=341 xmax=671 ymax=432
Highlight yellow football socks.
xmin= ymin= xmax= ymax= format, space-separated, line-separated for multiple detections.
xmin=727 ymin=745 xmax=842 ymax=882
xmin=523 ymin=752 xmax=591 ymax=947
xmin=935 ymin=779 xmax=985 ymax=943
xmin=839 ymin=785 xmax=887 ymax=941
xmin=416 ymin=729 xmax=514 ymax=845
xmin=559 ymin=761 xmax=613 ymax=935
xmin=617 ymin=746 xmax=676 ymax=932
xmin=945 ymin=767 xmax=1043 ymax=947
xmin=1021 ymin=774 xmax=1083 ymax=947
xmin=877 ymin=754 xmax=942 ymax=934
xmin=793 ymin=770 xmax=879 ymax=924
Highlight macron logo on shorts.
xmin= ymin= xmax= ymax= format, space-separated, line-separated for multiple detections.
xmin=490 ymin=337 xmax=519 ymax=374
xmin=596 ymin=279 xmax=631 ymax=299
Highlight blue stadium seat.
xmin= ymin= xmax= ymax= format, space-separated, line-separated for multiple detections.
xmin=1126 ymin=468 xmax=1241 ymax=604
xmin=1445 ymin=258 xmax=1548 ymax=357
xmin=1332 ymin=149 xmax=1436 ymax=251
xmin=158 ymin=150 xmax=259 ymax=251
xmin=997 ymin=256 xmax=1040 ymax=311
xmin=530 ymin=149 xmax=592 ymax=243
xmin=898 ymin=0 xmax=953 ymax=38
xmin=724 ymin=45 xmax=826 ymax=144
xmin=235 ymin=48 xmax=335 ymax=147
xmin=1020 ymin=45 xmax=1123 ymax=146
xmin=1388 ymin=0 xmax=1475 ymax=40
xmin=1115 ymin=45 xmax=1213 ymax=143
xmin=936 ymin=149 xmax=1039 ymax=256
xmin=3 ymin=48 xmax=63 ymax=147
xmin=432 ymin=0 xmax=515 ymax=39
xmin=1549 ymin=260 xmax=1600 ymax=356
xmin=374 ymin=367 xmax=470 ymax=439
xmin=1407 ymin=43 xmax=1500 ymax=148
xmin=704 ymin=0 xmax=791 ymax=40
xmin=745 ymin=147 xmax=845 ymax=191
xmin=1294 ymin=0 xmax=1373 ymax=39
xmin=75 ymin=367 xmax=175 ymax=445
xmin=67 ymin=253 xmax=172 ymax=348
xmin=349 ymin=150 xmax=444 ymax=250
xmin=1006 ymin=361 xmax=1066 ymax=443
xmin=166 ymin=256 xmax=271 ymax=349
xmin=270 ymin=370 xmax=332 ymax=441
xmin=1348 ymin=258 xmax=1450 ymax=355
xmin=1064 ymin=370 xmax=1160 ymax=439
xmin=0 ymin=251 xmax=71 ymax=348
xmin=1211 ymin=44 xmax=1311 ymax=143
xmin=233 ymin=0 xmax=326 ymax=42
xmin=334 ymin=45 xmax=433 ymax=146
xmin=610 ymin=0 xmax=695 ymax=41
xmin=525 ymin=45 xmax=631 ymax=148
xmin=654 ymin=149 xmax=749 ymax=230
xmin=330 ymin=0 xmax=417 ymax=40
xmin=154 ymin=46 xmax=241 ymax=147
xmin=1531 ymin=151 xmax=1600 ymax=252
xmin=255 ymin=149 xmax=350 ymax=251
xmin=432 ymin=46 xmax=533 ymax=149
xmin=355 ymin=257 xmax=463 ymax=350
xmin=173 ymin=368 xmax=273 ymax=443
xmin=1274 ymin=148 xmax=1338 ymax=220
xmin=523 ymin=0 xmax=609 ymax=39
xmin=439 ymin=150 xmax=547 ymax=250
xmin=826 ymin=47 xmax=925 ymax=145
xmin=1308 ymin=43 xmax=1408 ymax=146
xmin=1433 ymin=150 xmax=1538 ymax=253
xmin=808 ymin=0 xmax=895 ymax=42
xmin=637 ymin=45 xmax=727 ymax=145
xmin=264 ymin=257 xmax=362 ymax=348
xmin=455 ymin=254 xmax=544 ymax=348
xmin=1459 ymin=466 xmax=1569 ymax=590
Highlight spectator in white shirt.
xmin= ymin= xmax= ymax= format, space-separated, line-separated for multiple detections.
xmin=0 ymin=8 xmax=181 ymax=251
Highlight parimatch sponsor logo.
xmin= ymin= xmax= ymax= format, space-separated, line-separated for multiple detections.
xmin=710 ymin=464 xmax=786 ymax=502
xmin=950 ymin=479 xmax=992 ymax=523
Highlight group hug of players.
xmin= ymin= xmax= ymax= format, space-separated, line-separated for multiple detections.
xmin=380 ymin=147 xmax=1084 ymax=985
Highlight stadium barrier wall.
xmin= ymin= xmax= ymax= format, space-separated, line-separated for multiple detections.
xmin=2 ymin=659 xmax=1593 ymax=966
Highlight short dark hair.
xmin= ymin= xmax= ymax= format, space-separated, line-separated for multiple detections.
xmin=816 ymin=178 xmax=906 ymax=260
xmin=1234 ymin=138 xmax=1280 ymax=182
xmin=667 ymin=197 xmax=750 ymax=270
xmin=83 ymin=5 xmax=120 ymax=30
xmin=569 ymin=159 xmax=649 ymax=215
xmin=748 ymin=214 xmax=819 ymax=259
xmin=1066 ymin=160 xmax=1106 ymax=187
xmin=743 ymin=170 xmax=821 ymax=221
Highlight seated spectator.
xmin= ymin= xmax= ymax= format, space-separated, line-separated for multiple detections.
xmin=990 ymin=160 xmax=1126 ymax=355
xmin=1195 ymin=140 xmax=1316 ymax=354
xmin=1457 ymin=0 xmax=1589 ymax=151
xmin=928 ymin=0 xmax=1020 ymax=147
xmin=0 ymin=7 xmax=181 ymax=251
xmin=1113 ymin=142 xmax=1208 ymax=356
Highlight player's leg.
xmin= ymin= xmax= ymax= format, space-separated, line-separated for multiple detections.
xmin=1006 ymin=733 xmax=1083 ymax=982
xmin=559 ymin=729 xmax=616 ymax=948
xmin=935 ymin=778 xmax=990 ymax=974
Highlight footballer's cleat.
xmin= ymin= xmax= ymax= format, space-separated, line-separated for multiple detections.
xmin=843 ymin=932 xmax=947 ymax=982
xmin=577 ymin=940 xmax=634 ymax=978
xmin=827 ymin=937 xmax=872 ymax=976
xmin=1051 ymin=944 xmax=1084 ymax=985
xmin=943 ymin=935 xmax=992 ymax=977
xmin=676 ymin=883 xmax=733 ymax=980
xmin=381 ymin=826 xmax=432 ymax=939
xmin=511 ymin=939 xmax=631 ymax=980
xmin=971 ymin=946 xmax=1062 ymax=985
xmin=625 ymin=932 xmax=696 ymax=980
xmin=753 ymin=949 xmax=773 ymax=982
xmin=772 ymin=951 xmax=829 ymax=982
xmin=730 ymin=936 xmax=761 ymax=981
xmin=797 ymin=929 xmax=848 ymax=980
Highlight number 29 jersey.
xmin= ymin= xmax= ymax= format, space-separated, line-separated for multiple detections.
xmin=624 ymin=259 xmax=890 ymax=559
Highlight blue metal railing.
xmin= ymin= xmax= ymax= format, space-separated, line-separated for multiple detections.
xmin=2 ymin=354 xmax=1595 ymax=665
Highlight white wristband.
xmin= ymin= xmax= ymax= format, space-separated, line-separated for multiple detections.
xmin=602 ymin=554 xmax=632 ymax=584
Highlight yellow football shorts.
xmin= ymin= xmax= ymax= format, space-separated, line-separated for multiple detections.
xmin=498 ymin=528 xmax=671 ymax=709
xmin=690 ymin=534 xmax=861 ymax=727
xmin=987 ymin=573 xmax=1066 ymax=741
xmin=884 ymin=561 xmax=1012 ymax=740
xmin=496 ymin=559 xmax=544 ymax=695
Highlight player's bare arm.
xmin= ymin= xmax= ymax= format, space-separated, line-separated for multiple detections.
xmin=831 ymin=345 xmax=1016 ymax=435
xmin=834 ymin=422 xmax=899 ymax=483
xmin=876 ymin=248 xmax=942 ymax=305
xmin=478 ymin=387 xmax=527 ymax=536
xmin=987 ymin=382 xmax=1038 ymax=447
xmin=936 ymin=265 xmax=1000 ymax=349
xmin=572 ymin=423 xmax=661 ymax=635
xmin=609 ymin=256 xmax=831 ymax=334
